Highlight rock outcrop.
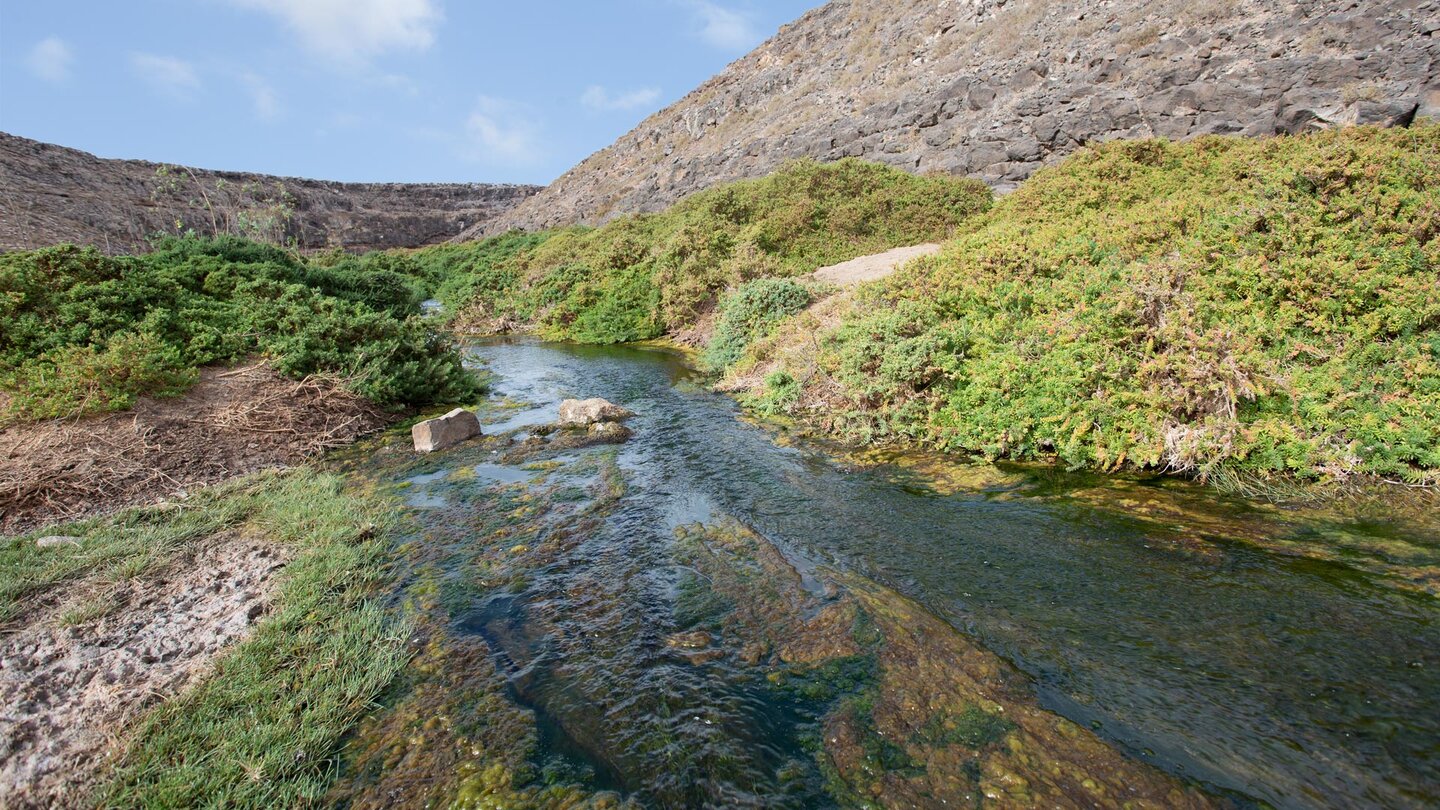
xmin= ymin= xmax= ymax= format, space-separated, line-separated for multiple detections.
xmin=0 ymin=132 xmax=541 ymax=254
xmin=466 ymin=0 xmax=1439 ymax=237
xmin=412 ymin=408 xmax=482 ymax=453
xmin=557 ymin=398 xmax=636 ymax=426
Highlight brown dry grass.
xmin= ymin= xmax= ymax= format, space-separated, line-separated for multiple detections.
xmin=0 ymin=362 xmax=391 ymax=535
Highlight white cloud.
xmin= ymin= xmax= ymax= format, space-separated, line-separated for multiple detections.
xmin=580 ymin=85 xmax=662 ymax=112
xmin=684 ymin=1 xmax=761 ymax=51
xmin=227 ymin=0 xmax=441 ymax=65
xmin=242 ymin=73 xmax=279 ymax=119
xmin=26 ymin=37 xmax=73 ymax=82
xmin=130 ymin=53 xmax=201 ymax=97
xmin=459 ymin=96 xmax=542 ymax=167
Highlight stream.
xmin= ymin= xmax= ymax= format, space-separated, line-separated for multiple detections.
xmin=335 ymin=338 xmax=1440 ymax=809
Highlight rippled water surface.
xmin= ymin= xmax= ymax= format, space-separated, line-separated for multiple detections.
xmin=352 ymin=338 xmax=1440 ymax=809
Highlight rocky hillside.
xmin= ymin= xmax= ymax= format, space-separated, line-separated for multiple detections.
xmin=0 ymin=132 xmax=540 ymax=253
xmin=467 ymin=0 xmax=1439 ymax=236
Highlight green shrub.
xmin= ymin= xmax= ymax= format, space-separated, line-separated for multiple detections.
xmin=0 ymin=237 xmax=477 ymax=423
xmin=406 ymin=231 xmax=553 ymax=318
xmin=2 ymin=332 xmax=197 ymax=420
xmin=440 ymin=159 xmax=991 ymax=343
xmin=781 ymin=124 xmax=1440 ymax=482
xmin=300 ymin=261 xmax=422 ymax=319
xmin=749 ymin=370 xmax=803 ymax=416
xmin=704 ymin=278 xmax=814 ymax=371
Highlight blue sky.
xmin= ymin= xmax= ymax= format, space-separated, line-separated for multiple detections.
xmin=0 ymin=0 xmax=821 ymax=184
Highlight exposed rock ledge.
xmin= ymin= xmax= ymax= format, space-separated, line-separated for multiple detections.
xmin=468 ymin=0 xmax=1440 ymax=237
xmin=0 ymin=132 xmax=542 ymax=254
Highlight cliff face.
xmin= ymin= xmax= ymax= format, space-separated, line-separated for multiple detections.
xmin=467 ymin=0 xmax=1439 ymax=237
xmin=0 ymin=132 xmax=541 ymax=253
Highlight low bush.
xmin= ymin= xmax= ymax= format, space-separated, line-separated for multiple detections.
xmin=2 ymin=332 xmax=197 ymax=420
xmin=747 ymin=124 xmax=1440 ymax=483
xmin=703 ymin=278 xmax=814 ymax=371
xmin=0 ymin=236 xmax=477 ymax=423
xmin=438 ymin=159 xmax=991 ymax=342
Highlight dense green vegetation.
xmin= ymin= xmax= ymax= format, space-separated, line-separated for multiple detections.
xmin=5 ymin=126 xmax=1432 ymax=488
xmin=702 ymin=277 xmax=817 ymax=371
xmin=434 ymin=159 xmax=991 ymax=342
xmin=0 ymin=237 xmax=477 ymax=423
xmin=737 ymin=124 xmax=1440 ymax=483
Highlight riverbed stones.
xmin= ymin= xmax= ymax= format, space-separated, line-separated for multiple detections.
xmin=411 ymin=408 xmax=482 ymax=453
xmin=558 ymin=398 xmax=635 ymax=426
xmin=666 ymin=630 xmax=714 ymax=649
xmin=587 ymin=421 xmax=633 ymax=444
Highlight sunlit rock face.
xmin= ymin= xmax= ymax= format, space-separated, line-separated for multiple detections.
xmin=468 ymin=0 xmax=1440 ymax=236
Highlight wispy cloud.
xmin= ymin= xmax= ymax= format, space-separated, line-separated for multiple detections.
xmin=226 ymin=0 xmax=441 ymax=67
xmin=26 ymin=37 xmax=73 ymax=83
xmin=580 ymin=85 xmax=662 ymax=112
xmin=241 ymin=73 xmax=280 ymax=120
xmin=130 ymin=53 xmax=201 ymax=97
xmin=683 ymin=1 xmax=761 ymax=51
xmin=459 ymin=96 xmax=543 ymax=166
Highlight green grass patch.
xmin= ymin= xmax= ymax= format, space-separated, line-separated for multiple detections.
xmin=2 ymin=485 xmax=254 ymax=625
xmin=4 ymin=468 xmax=416 ymax=807
xmin=96 ymin=469 xmax=411 ymax=807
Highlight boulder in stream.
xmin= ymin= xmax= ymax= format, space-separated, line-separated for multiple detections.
xmin=558 ymin=398 xmax=634 ymax=426
xmin=587 ymin=421 xmax=632 ymax=444
xmin=412 ymin=408 xmax=482 ymax=453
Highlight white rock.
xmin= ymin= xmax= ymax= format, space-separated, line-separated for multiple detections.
xmin=411 ymin=408 xmax=482 ymax=453
xmin=558 ymin=398 xmax=635 ymax=426
xmin=35 ymin=535 xmax=82 ymax=549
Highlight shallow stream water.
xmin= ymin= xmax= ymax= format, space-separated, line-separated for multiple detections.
xmin=341 ymin=338 xmax=1440 ymax=809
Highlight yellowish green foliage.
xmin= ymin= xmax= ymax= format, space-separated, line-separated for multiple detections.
xmin=762 ymin=125 xmax=1440 ymax=483
xmin=439 ymin=159 xmax=991 ymax=342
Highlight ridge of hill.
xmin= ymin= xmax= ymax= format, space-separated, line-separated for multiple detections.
xmin=465 ymin=0 xmax=1439 ymax=237
xmin=0 ymin=132 xmax=541 ymax=254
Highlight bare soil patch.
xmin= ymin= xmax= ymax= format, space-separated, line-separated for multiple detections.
xmin=809 ymin=242 xmax=942 ymax=286
xmin=0 ymin=363 xmax=391 ymax=535
xmin=0 ymin=533 xmax=289 ymax=808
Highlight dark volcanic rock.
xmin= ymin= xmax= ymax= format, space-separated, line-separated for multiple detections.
xmin=465 ymin=0 xmax=1439 ymax=237
xmin=0 ymin=132 xmax=541 ymax=253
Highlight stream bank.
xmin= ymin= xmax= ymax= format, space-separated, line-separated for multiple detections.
xmin=5 ymin=337 xmax=1435 ymax=807
xmin=325 ymin=338 xmax=1440 ymax=808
